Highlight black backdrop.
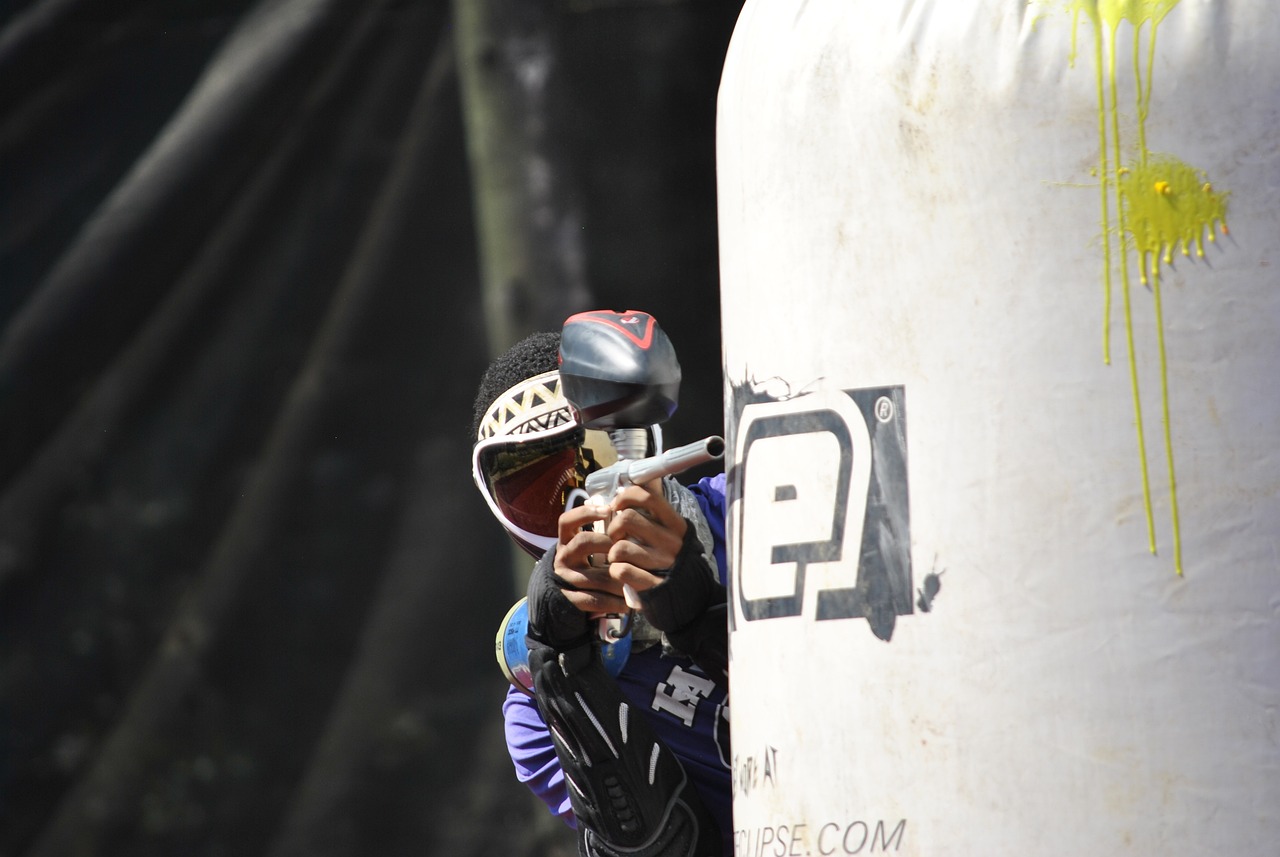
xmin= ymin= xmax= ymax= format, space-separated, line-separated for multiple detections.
xmin=0 ymin=1 xmax=741 ymax=854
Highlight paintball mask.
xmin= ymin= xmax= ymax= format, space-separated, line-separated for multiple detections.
xmin=472 ymin=369 xmax=660 ymax=558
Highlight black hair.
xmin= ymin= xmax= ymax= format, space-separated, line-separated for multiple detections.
xmin=470 ymin=331 xmax=562 ymax=440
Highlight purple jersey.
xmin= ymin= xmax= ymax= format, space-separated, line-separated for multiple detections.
xmin=503 ymin=473 xmax=731 ymax=854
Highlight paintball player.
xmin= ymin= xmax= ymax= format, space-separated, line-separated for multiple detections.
xmin=471 ymin=327 xmax=731 ymax=856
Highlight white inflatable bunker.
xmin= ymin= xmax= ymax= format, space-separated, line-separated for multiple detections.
xmin=717 ymin=1 xmax=1278 ymax=854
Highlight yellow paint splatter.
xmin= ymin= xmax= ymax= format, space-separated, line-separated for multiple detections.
xmin=1067 ymin=0 xmax=1231 ymax=576
xmin=1120 ymin=158 xmax=1229 ymax=281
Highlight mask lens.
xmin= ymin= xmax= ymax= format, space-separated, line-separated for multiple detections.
xmin=483 ymin=436 xmax=579 ymax=540
xmin=477 ymin=428 xmax=624 ymax=544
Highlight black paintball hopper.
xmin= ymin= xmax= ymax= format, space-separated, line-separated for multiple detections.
xmin=559 ymin=310 xmax=682 ymax=429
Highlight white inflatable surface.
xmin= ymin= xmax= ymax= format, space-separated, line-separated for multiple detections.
xmin=717 ymin=1 xmax=1279 ymax=853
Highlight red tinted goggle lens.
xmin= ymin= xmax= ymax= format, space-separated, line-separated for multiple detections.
xmin=487 ymin=443 xmax=580 ymax=540
xmin=477 ymin=428 xmax=621 ymax=544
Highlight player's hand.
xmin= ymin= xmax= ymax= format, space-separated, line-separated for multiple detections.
xmin=550 ymin=500 xmax=628 ymax=615
xmin=605 ymin=481 xmax=687 ymax=604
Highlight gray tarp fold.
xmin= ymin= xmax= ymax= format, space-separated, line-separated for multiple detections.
xmin=0 ymin=1 xmax=737 ymax=854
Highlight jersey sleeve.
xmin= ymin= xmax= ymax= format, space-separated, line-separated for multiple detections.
xmin=501 ymin=684 xmax=576 ymax=828
xmin=687 ymin=472 xmax=727 ymax=583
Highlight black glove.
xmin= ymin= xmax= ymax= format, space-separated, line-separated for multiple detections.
xmin=637 ymin=520 xmax=728 ymax=688
xmin=525 ymin=548 xmax=592 ymax=653
xmin=637 ymin=519 xmax=724 ymax=633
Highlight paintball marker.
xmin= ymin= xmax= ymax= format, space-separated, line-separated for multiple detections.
xmin=559 ymin=309 xmax=725 ymax=641
xmin=582 ymin=436 xmax=726 ymax=511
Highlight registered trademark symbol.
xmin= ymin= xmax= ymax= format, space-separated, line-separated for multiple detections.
xmin=874 ymin=396 xmax=894 ymax=423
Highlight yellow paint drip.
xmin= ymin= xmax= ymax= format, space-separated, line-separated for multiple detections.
xmin=1066 ymin=0 xmax=1231 ymax=576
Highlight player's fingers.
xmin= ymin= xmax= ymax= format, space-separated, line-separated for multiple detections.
xmin=553 ymin=560 xmax=620 ymax=589
xmin=608 ymin=534 xmax=679 ymax=571
xmin=560 ymin=587 xmax=628 ymax=615
xmin=610 ymin=482 xmax=684 ymax=530
xmin=607 ymin=561 xmax=666 ymax=594
xmin=559 ymin=529 xmax=612 ymax=567
xmin=557 ymin=502 xmax=609 ymax=545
